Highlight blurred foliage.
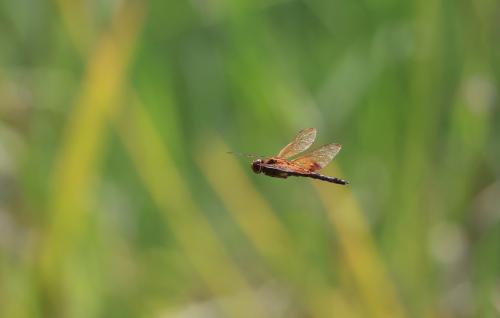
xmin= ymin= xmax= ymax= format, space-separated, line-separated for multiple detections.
xmin=1 ymin=0 xmax=499 ymax=317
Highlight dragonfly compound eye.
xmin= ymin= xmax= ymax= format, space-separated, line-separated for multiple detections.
xmin=251 ymin=160 xmax=263 ymax=174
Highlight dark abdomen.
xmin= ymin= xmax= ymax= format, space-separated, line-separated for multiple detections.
xmin=308 ymin=173 xmax=349 ymax=185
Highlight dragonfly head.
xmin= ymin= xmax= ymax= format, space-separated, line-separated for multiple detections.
xmin=251 ymin=159 xmax=263 ymax=174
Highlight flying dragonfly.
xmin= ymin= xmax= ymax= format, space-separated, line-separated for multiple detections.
xmin=234 ymin=128 xmax=349 ymax=185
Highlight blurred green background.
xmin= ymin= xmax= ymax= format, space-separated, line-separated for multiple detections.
xmin=1 ymin=0 xmax=499 ymax=317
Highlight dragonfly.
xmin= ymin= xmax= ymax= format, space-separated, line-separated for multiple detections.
xmin=236 ymin=128 xmax=349 ymax=185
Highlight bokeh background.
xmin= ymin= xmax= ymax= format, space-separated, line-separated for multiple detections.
xmin=1 ymin=0 xmax=499 ymax=317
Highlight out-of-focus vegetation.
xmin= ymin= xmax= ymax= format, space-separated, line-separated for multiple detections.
xmin=1 ymin=0 xmax=499 ymax=317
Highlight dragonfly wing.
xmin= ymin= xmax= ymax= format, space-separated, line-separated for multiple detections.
xmin=277 ymin=128 xmax=317 ymax=159
xmin=292 ymin=143 xmax=342 ymax=172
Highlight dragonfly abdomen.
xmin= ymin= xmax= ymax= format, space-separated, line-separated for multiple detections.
xmin=308 ymin=173 xmax=349 ymax=185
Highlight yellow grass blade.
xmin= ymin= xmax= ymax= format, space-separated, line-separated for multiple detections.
xmin=53 ymin=2 xmax=265 ymax=316
xmin=313 ymin=177 xmax=407 ymax=318
xmin=41 ymin=2 xmax=144 ymax=314
xmin=116 ymin=101 xmax=267 ymax=318
xmin=198 ymin=135 xmax=362 ymax=318
xmin=198 ymin=136 xmax=294 ymax=266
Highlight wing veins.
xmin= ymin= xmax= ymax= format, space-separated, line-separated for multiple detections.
xmin=292 ymin=143 xmax=342 ymax=172
xmin=277 ymin=128 xmax=317 ymax=159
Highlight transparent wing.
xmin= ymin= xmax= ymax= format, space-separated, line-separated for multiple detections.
xmin=292 ymin=143 xmax=342 ymax=172
xmin=277 ymin=128 xmax=317 ymax=159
